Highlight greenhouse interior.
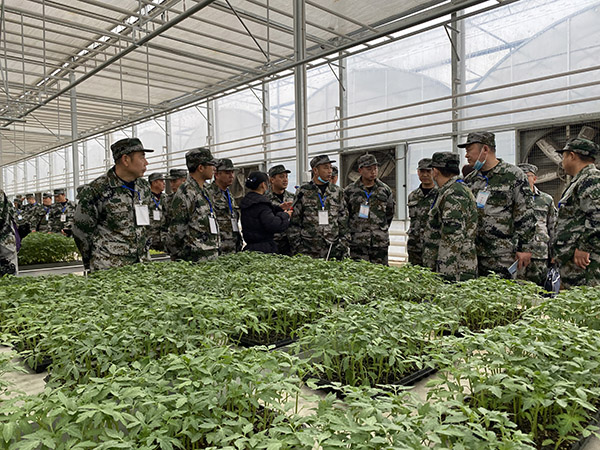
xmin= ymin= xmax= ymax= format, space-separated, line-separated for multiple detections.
xmin=1 ymin=0 xmax=600 ymax=448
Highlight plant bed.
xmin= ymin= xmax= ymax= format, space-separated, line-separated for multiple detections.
xmin=428 ymin=318 xmax=600 ymax=449
xmin=18 ymin=260 xmax=83 ymax=271
xmin=237 ymin=334 xmax=297 ymax=349
xmin=17 ymin=232 xmax=80 ymax=266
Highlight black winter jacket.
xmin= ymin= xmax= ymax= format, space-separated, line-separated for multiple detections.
xmin=240 ymin=192 xmax=290 ymax=254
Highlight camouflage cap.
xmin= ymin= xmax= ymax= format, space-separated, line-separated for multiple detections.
xmin=310 ymin=155 xmax=335 ymax=169
xmin=332 ymin=166 xmax=338 ymax=176
xmin=417 ymin=158 xmax=433 ymax=170
xmin=215 ymin=158 xmax=235 ymax=171
xmin=53 ymin=188 xmax=65 ymax=196
xmin=186 ymin=147 xmax=217 ymax=169
xmin=111 ymin=137 xmax=154 ymax=161
xmin=558 ymin=138 xmax=600 ymax=158
xmin=167 ymin=168 xmax=188 ymax=179
xmin=268 ymin=164 xmax=291 ymax=177
xmin=148 ymin=172 xmax=165 ymax=183
xmin=431 ymin=152 xmax=460 ymax=170
xmin=15 ymin=194 xmax=23 ymax=200
xmin=517 ymin=163 xmax=538 ymax=175
xmin=25 ymin=193 xmax=34 ymax=198
xmin=357 ymin=153 xmax=378 ymax=168
xmin=42 ymin=192 xmax=52 ymax=199
xmin=457 ymin=131 xmax=496 ymax=149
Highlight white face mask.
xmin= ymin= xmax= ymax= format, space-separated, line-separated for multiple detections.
xmin=473 ymin=147 xmax=487 ymax=171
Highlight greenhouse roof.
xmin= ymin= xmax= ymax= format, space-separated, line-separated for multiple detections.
xmin=0 ymin=0 xmax=496 ymax=165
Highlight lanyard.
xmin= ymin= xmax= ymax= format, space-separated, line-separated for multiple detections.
xmin=44 ymin=206 xmax=51 ymax=214
xmin=61 ymin=204 xmax=68 ymax=214
xmin=223 ymin=188 xmax=234 ymax=215
xmin=152 ymin=197 xmax=160 ymax=210
xmin=317 ymin=191 xmax=326 ymax=210
xmin=121 ymin=184 xmax=141 ymax=203
xmin=202 ymin=192 xmax=214 ymax=214
xmin=363 ymin=190 xmax=373 ymax=204
xmin=477 ymin=173 xmax=490 ymax=188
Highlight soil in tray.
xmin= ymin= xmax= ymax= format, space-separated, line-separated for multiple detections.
xmin=26 ymin=355 xmax=52 ymax=374
xmin=236 ymin=333 xmax=296 ymax=349
xmin=312 ymin=365 xmax=437 ymax=397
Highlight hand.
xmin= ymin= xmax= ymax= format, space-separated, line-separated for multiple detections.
xmin=285 ymin=209 xmax=293 ymax=217
xmin=280 ymin=201 xmax=293 ymax=211
xmin=573 ymin=248 xmax=591 ymax=269
xmin=515 ymin=251 xmax=532 ymax=270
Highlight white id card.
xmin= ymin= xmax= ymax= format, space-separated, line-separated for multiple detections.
xmin=209 ymin=215 xmax=218 ymax=234
xmin=60 ymin=214 xmax=67 ymax=222
xmin=318 ymin=210 xmax=329 ymax=225
xmin=153 ymin=210 xmax=161 ymax=221
xmin=45 ymin=213 xmax=50 ymax=222
xmin=359 ymin=204 xmax=370 ymax=219
xmin=134 ymin=204 xmax=150 ymax=226
xmin=231 ymin=218 xmax=240 ymax=232
xmin=476 ymin=190 xmax=490 ymax=209
xmin=18 ymin=214 xmax=22 ymax=220
xmin=508 ymin=260 xmax=518 ymax=277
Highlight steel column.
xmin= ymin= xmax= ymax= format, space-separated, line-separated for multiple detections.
xmin=293 ymin=0 xmax=308 ymax=184
xmin=70 ymin=71 xmax=79 ymax=190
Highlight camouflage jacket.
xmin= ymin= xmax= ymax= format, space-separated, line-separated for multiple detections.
xmin=288 ymin=181 xmax=349 ymax=259
xmin=34 ymin=205 xmax=53 ymax=232
xmin=464 ymin=160 xmax=536 ymax=259
xmin=265 ymin=189 xmax=294 ymax=254
xmin=0 ymin=190 xmax=17 ymax=276
xmin=422 ymin=176 xmax=478 ymax=281
xmin=530 ymin=187 xmax=557 ymax=260
xmin=554 ymin=164 xmax=600 ymax=268
xmin=73 ymin=167 xmax=152 ymax=271
xmin=206 ymin=182 xmax=242 ymax=254
xmin=344 ymin=178 xmax=395 ymax=249
xmin=407 ymin=185 xmax=438 ymax=265
xmin=49 ymin=201 xmax=76 ymax=234
xmin=148 ymin=192 xmax=166 ymax=251
xmin=22 ymin=203 xmax=42 ymax=229
xmin=167 ymin=175 xmax=220 ymax=262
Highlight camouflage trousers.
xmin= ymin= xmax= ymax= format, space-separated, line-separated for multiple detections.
xmin=517 ymin=258 xmax=548 ymax=287
xmin=408 ymin=251 xmax=423 ymax=267
xmin=559 ymin=259 xmax=600 ymax=289
xmin=350 ymin=245 xmax=389 ymax=266
xmin=478 ymin=255 xmax=515 ymax=279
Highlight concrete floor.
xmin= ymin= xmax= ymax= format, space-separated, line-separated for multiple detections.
xmin=1 ymin=345 xmax=599 ymax=449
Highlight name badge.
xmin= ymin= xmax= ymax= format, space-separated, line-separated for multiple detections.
xmin=209 ymin=215 xmax=218 ymax=234
xmin=45 ymin=214 xmax=50 ymax=222
xmin=231 ymin=218 xmax=240 ymax=232
xmin=359 ymin=203 xmax=370 ymax=219
xmin=134 ymin=204 xmax=150 ymax=226
xmin=476 ymin=190 xmax=490 ymax=209
xmin=60 ymin=214 xmax=67 ymax=222
xmin=153 ymin=210 xmax=161 ymax=221
xmin=318 ymin=210 xmax=329 ymax=226
xmin=18 ymin=214 xmax=22 ymax=220
xmin=508 ymin=260 xmax=518 ymax=277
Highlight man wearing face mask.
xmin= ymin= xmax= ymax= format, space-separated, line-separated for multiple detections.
xmin=461 ymin=132 xmax=536 ymax=278
xmin=407 ymin=158 xmax=438 ymax=266
xmin=288 ymin=155 xmax=349 ymax=259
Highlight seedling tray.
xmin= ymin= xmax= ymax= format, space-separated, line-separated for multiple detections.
xmin=313 ymin=365 xmax=438 ymax=398
xmin=26 ymin=355 xmax=52 ymax=374
xmin=238 ymin=335 xmax=296 ymax=349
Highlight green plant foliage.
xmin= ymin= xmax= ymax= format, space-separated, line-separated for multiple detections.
xmin=428 ymin=318 xmax=600 ymax=449
xmin=294 ymin=301 xmax=459 ymax=387
xmin=17 ymin=232 xmax=80 ymax=266
xmin=432 ymin=274 xmax=543 ymax=332
xmin=526 ymin=286 xmax=600 ymax=330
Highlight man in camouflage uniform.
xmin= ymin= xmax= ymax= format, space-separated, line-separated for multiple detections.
xmin=516 ymin=163 xmax=557 ymax=286
xmin=289 ymin=155 xmax=349 ymax=260
xmin=34 ymin=193 xmax=53 ymax=232
xmin=22 ymin=193 xmax=40 ymax=236
xmin=265 ymin=164 xmax=294 ymax=255
xmin=13 ymin=195 xmax=28 ymax=239
xmin=49 ymin=188 xmax=76 ymax=236
xmin=73 ymin=138 xmax=154 ymax=272
xmin=423 ymin=152 xmax=478 ymax=281
xmin=344 ymin=153 xmax=395 ymax=265
xmin=161 ymin=168 xmax=187 ymax=257
xmin=168 ymin=148 xmax=220 ymax=262
xmin=407 ymin=158 xmax=437 ymax=266
xmin=553 ymin=138 xmax=600 ymax=288
xmin=0 ymin=189 xmax=17 ymax=276
xmin=147 ymin=172 xmax=167 ymax=251
xmin=207 ymin=158 xmax=242 ymax=254
xmin=461 ymin=131 xmax=536 ymax=278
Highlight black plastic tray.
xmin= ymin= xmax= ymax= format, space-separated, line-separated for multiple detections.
xmin=238 ymin=336 xmax=296 ymax=349
xmin=570 ymin=407 xmax=600 ymax=450
xmin=26 ymin=355 xmax=52 ymax=374
xmin=312 ymin=365 xmax=438 ymax=398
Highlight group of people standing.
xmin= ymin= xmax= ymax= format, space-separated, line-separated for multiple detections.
xmin=70 ymin=138 xmax=396 ymax=272
xmin=408 ymin=131 xmax=600 ymax=289
xmin=13 ymin=190 xmax=76 ymax=238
